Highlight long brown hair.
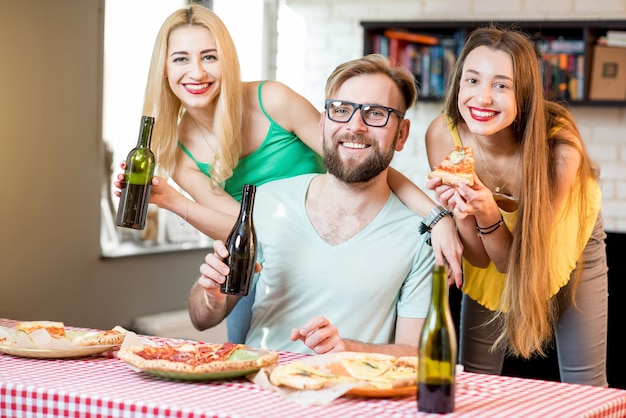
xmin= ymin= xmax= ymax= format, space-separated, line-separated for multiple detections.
xmin=143 ymin=4 xmax=244 ymax=190
xmin=445 ymin=26 xmax=599 ymax=357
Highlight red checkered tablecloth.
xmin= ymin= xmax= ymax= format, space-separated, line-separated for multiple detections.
xmin=1 ymin=319 xmax=625 ymax=418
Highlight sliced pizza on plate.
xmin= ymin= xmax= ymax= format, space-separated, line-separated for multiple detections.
xmin=15 ymin=320 xmax=66 ymax=339
xmin=0 ymin=321 xmax=129 ymax=359
xmin=11 ymin=321 xmax=128 ymax=346
xmin=72 ymin=326 xmax=128 ymax=347
xmin=269 ymin=352 xmax=418 ymax=397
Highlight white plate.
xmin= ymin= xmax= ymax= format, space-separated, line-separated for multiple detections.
xmin=0 ymin=330 xmax=120 ymax=359
xmin=0 ymin=344 xmax=116 ymax=359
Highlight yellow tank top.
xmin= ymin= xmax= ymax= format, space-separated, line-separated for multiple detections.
xmin=447 ymin=119 xmax=601 ymax=310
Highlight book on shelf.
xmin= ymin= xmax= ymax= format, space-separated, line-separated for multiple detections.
xmin=371 ymin=30 xmax=462 ymax=100
xmin=383 ymin=29 xmax=439 ymax=46
xmin=606 ymin=30 xmax=626 ymax=41
xmin=596 ymin=30 xmax=626 ymax=48
xmin=597 ymin=36 xmax=626 ymax=48
xmin=418 ymin=46 xmax=430 ymax=97
xmin=548 ymin=39 xmax=585 ymax=54
xmin=540 ymin=52 xmax=585 ymax=101
xmin=429 ymin=45 xmax=444 ymax=98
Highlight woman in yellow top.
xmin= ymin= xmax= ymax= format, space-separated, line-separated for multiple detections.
xmin=425 ymin=26 xmax=608 ymax=386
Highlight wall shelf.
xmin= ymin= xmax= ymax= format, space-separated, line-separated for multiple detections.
xmin=361 ymin=20 xmax=626 ymax=106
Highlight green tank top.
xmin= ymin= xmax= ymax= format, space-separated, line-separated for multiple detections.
xmin=178 ymin=80 xmax=325 ymax=201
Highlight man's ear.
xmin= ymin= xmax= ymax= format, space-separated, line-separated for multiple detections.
xmin=395 ymin=119 xmax=411 ymax=151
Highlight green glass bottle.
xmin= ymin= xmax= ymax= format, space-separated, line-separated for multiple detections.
xmin=418 ymin=264 xmax=457 ymax=413
xmin=221 ymin=184 xmax=257 ymax=296
xmin=115 ymin=116 xmax=156 ymax=230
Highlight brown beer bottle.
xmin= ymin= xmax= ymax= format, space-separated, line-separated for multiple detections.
xmin=221 ymin=184 xmax=257 ymax=296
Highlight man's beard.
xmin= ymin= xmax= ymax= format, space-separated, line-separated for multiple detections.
xmin=323 ymin=133 xmax=396 ymax=183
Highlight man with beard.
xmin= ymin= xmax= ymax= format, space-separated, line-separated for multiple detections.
xmin=188 ymin=55 xmax=436 ymax=356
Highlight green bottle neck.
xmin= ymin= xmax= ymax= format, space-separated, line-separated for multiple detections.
xmin=137 ymin=116 xmax=155 ymax=148
xmin=430 ymin=264 xmax=449 ymax=311
xmin=240 ymin=184 xmax=256 ymax=216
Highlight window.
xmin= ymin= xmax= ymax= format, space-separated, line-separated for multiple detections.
xmin=101 ymin=0 xmax=267 ymax=257
xmin=101 ymin=0 xmax=199 ymax=257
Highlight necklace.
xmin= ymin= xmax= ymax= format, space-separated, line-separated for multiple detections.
xmin=474 ymin=136 xmax=518 ymax=193
xmin=190 ymin=116 xmax=218 ymax=155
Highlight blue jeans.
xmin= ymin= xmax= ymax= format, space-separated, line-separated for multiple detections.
xmin=226 ymin=283 xmax=256 ymax=343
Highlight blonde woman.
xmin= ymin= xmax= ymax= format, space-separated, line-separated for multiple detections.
xmin=116 ymin=4 xmax=462 ymax=343
xmin=426 ymin=26 xmax=608 ymax=386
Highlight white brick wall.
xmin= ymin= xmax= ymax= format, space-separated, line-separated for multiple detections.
xmin=279 ymin=0 xmax=626 ymax=232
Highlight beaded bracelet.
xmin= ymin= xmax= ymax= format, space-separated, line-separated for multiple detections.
xmin=419 ymin=205 xmax=453 ymax=245
xmin=476 ymin=215 xmax=504 ymax=236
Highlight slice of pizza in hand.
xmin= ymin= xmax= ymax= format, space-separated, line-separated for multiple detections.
xmin=428 ymin=145 xmax=475 ymax=186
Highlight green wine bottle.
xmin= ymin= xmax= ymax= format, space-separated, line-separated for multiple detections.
xmin=115 ymin=116 xmax=156 ymax=230
xmin=417 ymin=264 xmax=457 ymax=413
xmin=221 ymin=184 xmax=257 ymax=296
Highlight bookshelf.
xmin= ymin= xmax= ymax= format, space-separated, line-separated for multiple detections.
xmin=361 ymin=20 xmax=626 ymax=106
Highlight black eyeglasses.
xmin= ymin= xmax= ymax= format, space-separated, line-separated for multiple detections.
xmin=325 ymin=100 xmax=405 ymax=127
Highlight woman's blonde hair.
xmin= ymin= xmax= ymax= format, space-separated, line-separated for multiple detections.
xmin=444 ymin=26 xmax=599 ymax=358
xmin=143 ymin=4 xmax=244 ymax=190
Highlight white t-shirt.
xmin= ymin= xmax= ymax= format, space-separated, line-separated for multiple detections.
xmin=245 ymin=174 xmax=434 ymax=354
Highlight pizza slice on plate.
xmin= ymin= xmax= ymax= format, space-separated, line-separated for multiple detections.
xmin=9 ymin=321 xmax=128 ymax=347
xmin=72 ymin=326 xmax=128 ymax=346
xmin=15 ymin=321 xmax=66 ymax=339
xmin=269 ymin=361 xmax=357 ymax=390
xmin=428 ymin=145 xmax=475 ymax=186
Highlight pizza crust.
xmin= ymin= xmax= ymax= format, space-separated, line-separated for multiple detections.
xmin=119 ymin=351 xmax=197 ymax=373
xmin=428 ymin=169 xmax=475 ymax=186
xmin=72 ymin=326 xmax=128 ymax=347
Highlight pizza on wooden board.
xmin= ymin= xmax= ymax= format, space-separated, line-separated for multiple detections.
xmin=11 ymin=321 xmax=128 ymax=347
xmin=269 ymin=352 xmax=417 ymax=391
xmin=428 ymin=145 xmax=475 ymax=186
xmin=118 ymin=341 xmax=279 ymax=374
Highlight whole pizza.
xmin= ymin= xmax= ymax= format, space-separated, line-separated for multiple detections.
xmin=118 ymin=341 xmax=278 ymax=375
